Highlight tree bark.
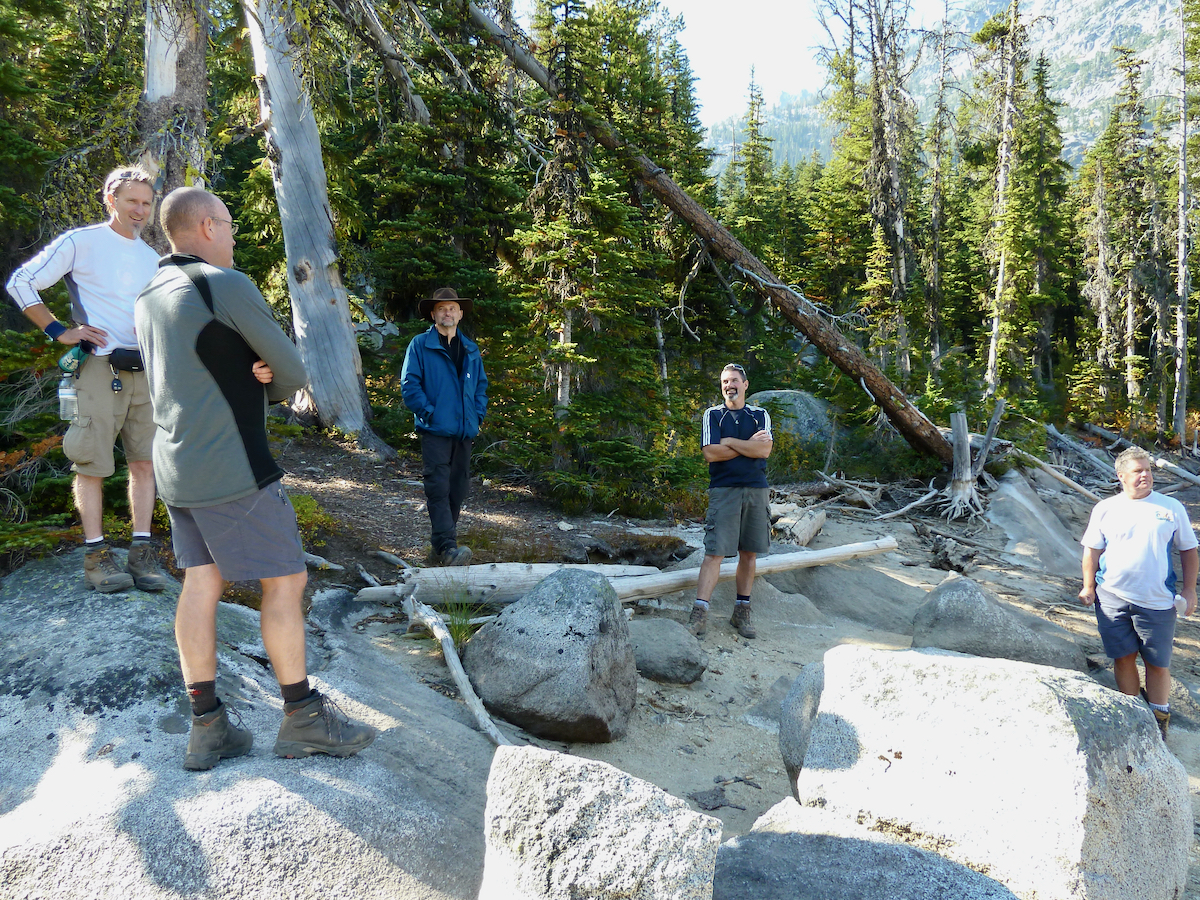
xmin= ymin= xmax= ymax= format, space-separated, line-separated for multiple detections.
xmin=138 ymin=0 xmax=209 ymax=254
xmin=325 ymin=0 xmax=430 ymax=125
xmin=466 ymin=3 xmax=953 ymax=463
xmin=243 ymin=0 xmax=388 ymax=452
xmin=1175 ymin=0 xmax=1190 ymax=439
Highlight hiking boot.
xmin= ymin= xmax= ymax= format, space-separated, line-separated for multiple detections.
xmin=730 ymin=603 xmax=757 ymax=639
xmin=184 ymin=701 xmax=253 ymax=770
xmin=441 ymin=546 xmax=473 ymax=567
xmin=274 ymin=691 xmax=376 ymax=759
xmin=1152 ymin=707 xmax=1170 ymax=740
xmin=687 ymin=603 xmax=708 ymax=638
xmin=127 ymin=540 xmax=169 ymax=592
xmin=84 ymin=543 xmax=135 ymax=593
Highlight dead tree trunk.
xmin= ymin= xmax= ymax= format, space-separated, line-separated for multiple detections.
xmin=466 ymin=3 xmax=954 ymax=463
xmin=1175 ymin=0 xmax=1190 ymax=439
xmin=138 ymin=0 xmax=209 ymax=253
xmin=243 ymin=0 xmax=390 ymax=454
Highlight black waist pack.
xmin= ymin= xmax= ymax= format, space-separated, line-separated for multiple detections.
xmin=108 ymin=348 xmax=144 ymax=372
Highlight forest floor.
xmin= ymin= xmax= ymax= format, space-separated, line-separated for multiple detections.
xmin=269 ymin=431 xmax=1200 ymax=894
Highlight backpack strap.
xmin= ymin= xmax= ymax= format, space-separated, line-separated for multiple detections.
xmin=175 ymin=261 xmax=215 ymax=313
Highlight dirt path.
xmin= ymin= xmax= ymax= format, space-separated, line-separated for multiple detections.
xmin=275 ymin=434 xmax=1200 ymax=893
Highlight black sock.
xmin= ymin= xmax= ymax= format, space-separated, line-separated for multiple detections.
xmin=186 ymin=680 xmax=218 ymax=716
xmin=281 ymin=678 xmax=312 ymax=705
xmin=736 ymin=594 xmax=751 ymax=606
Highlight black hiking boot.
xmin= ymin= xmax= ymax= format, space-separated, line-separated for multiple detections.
xmin=274 ymin=691 xmax=376 ymax=759
xmin=184 ymin=701 xmax=253 ymax=770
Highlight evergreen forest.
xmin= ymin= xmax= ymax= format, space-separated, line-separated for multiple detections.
xmin=1 ymin=0 xmax=1198 ymax=557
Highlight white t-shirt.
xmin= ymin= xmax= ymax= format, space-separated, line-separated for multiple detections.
xmin=5 ymin=222 xmax=160 ymax=355
xmin=1081 ymin=491 xmax=1199 ymax=609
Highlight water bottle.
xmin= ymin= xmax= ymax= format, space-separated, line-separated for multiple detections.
xmin=58 ymin=375 xmax=78 ymax=421
xmin=58 ymin=345 xmax=87 ymax=374
xmin=1175 ymin=594 xmax=1188 ymax=616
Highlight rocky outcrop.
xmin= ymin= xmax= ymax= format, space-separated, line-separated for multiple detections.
xmin=715 ymin=800 xmax=1020 ymax=900
xmin=747 ymin=389 xmax=833 ymax=444
xmin=912 ymin=574 xmax=1087 ymax=671
xmin=0 ymin=550 xmax=495 ymax=900
xmin=479 ymin=745 xmax=721 ymax=900
xmin=628 ymin=617 xmax=707 ymax=684
xmin=462 ymin=569 xmax=638 ymax=742
xmin=777 ymin=662 xmax=823 ymax=794
xmin=794 ymin=645 xmax=1190 ymax=900
xmin=768 ymin=560 xmax=927 ymax=635
xmin=986 ymin=469 xmax=1084 ymax=579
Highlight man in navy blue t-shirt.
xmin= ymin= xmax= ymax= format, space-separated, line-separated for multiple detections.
xmin=688 ymin=363 xmax=773 ymax=639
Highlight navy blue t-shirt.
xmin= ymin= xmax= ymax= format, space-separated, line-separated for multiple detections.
xmin=702 ymin=404 xmax=772 ymax=489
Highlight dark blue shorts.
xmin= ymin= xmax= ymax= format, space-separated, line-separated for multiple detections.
xmin=1094 ymin=589 xmax=1176 ymax=667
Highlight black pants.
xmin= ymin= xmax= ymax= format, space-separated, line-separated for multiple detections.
xmin=421 ymin=433 xmax=472 ymax=555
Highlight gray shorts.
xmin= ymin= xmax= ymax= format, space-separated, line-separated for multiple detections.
xmin=703 ymin=486 xmax=771 ymax=557
xmin=1094 ymin=589 xmax=1176 ymax=667
xmin=167 ymin=481 xmax=306 ymax=581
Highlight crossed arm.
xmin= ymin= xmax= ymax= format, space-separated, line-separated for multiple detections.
xmin=702 ymin=430 xmax=773 ymax=463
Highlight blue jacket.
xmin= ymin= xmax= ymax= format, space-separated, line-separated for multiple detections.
xmin=401 ymin=326 xmax=488 ymax=440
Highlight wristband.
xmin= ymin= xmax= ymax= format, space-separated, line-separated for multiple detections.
xmin=43 ymin=321 xmax=68 ymax=341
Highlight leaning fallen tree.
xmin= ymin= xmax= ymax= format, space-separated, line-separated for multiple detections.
xmin=464 ymin=4 xmax=954 ymax=465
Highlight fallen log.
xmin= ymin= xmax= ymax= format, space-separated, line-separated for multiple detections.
xmin=771 ymin=508 xmax=826 ymax=545
xmin=609 ymin=537 xmax=899 ymax=603
xmin=1013 ymin=449 xmax=1101 ymax=502
xmin=1079 ymin=424 xmax=1200 ymax=489
xmin=1045 ymin=424 xmax=1116 ymax=480
xmin=354 ymin=561 xmax=660 ymax=605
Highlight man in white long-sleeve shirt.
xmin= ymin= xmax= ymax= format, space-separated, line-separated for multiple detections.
xmin=5 ymin=166 xmax=167 ymax=593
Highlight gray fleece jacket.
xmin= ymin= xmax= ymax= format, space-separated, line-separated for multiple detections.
xmin=135 ymin=255 xmax=307 ymax=508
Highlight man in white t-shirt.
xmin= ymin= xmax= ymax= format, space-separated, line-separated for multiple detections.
xmin=1080 ymin=447 xmax=1199 ymax=739
xmin=6 ymin=167 xmax=167 ymax=593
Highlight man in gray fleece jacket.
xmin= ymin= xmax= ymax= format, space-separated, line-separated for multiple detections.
xmin=136 ymin=186 xmax=374 ymax=770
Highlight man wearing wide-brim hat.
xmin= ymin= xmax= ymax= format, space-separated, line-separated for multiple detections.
xmin=401 ymin=287 xmax=488 ymax=565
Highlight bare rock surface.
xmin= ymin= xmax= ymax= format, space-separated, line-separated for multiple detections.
xmin=987 ymin=469 xmax=1084 ymax=579
xmin=714 ymin=799 xmax=1020 ymax=900
xmin=628 ymin=617 xmax=708 ymax=684
xmin=778 ymin=662 xmax=823 ymax=794
xmin=0 ymin=551 xmax=494 ymax=900
xmin=768 ymin=559 xmax=929 ymax=635
xmin=746 ymin=390 xmax=833 ymax=444
xmin=462 ymin=569 xmax=638 ymax=741
xmin=795 ymin=645 xmax=1191 ymax=900
xmin=479 ymin=745 xmax=721 ymax=900
xmin=912 ymin=573 xmax=1087 ymax=671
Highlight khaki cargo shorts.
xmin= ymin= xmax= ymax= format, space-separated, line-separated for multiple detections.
xmin=61 ymin=353 xmax=154 ymax=478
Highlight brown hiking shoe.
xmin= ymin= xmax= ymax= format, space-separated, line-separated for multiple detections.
xmin=184 ymin=701 xmax=253 ymax=771
xmin=730 ymin=603 xmax=757 ymax=639
xmin=127 ymin=540 xmax=169 ymax=592
xmin=274 ymin=691 xmax=376 ymax=759
xmin=441 ymin=546 xmax=473 ymax=566
xmin=687 ymin=603 xmax=708 ymax=638
xmin=1152 ymin=707 xmax=1170 ymax=740
xmin=84 ymin=543 xmax=135 ymax=593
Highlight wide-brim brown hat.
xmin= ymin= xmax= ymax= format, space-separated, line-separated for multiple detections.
xmin=419 ymin=286 xmax=473 ymax=318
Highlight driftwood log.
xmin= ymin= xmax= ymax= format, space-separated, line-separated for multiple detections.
xmin=1013 ymin=449 xmax=1101 ymax=502
xmin=1080 ymin=424 xmax=1200 ymax=489
xmin=466 ymin=3 xmax=954 ymax=464
xmin=354 ymin=562 xmax=659 ymax=605
xmin=609 ymin=538 xmax=899 ymax=603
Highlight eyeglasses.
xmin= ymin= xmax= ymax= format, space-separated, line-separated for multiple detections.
xmin=104 ymin=169 xmax=153 ymax=194
xmin=724 ymin=363 xmax=746 ymax=374
xmin=210 ymin=217 xmax=239 ymax=236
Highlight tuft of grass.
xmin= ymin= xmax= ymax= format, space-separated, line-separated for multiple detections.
xmin=290 ymin=493 xmax=337 ymax=547
xmin=437 ymin=583 xmax=486 ymax=648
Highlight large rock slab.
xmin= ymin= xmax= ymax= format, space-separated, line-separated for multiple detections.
xmin=463 ymin=569 xmax=637 ymax=742
xmin=767 ymin=560 xmax=927 ymax=635
xmin=795 ymin=645 xmax=1190 ymax=900
xmin=0 ymin=550 xmax=495 ymax=900
xmin=479 ymin=745 xmax=721 ymax=900
xmin=912 ymin=574 xmax=1087 ymax=671
xmin=778 ymin=662 xmax=823 ymax=795
xmin=987 ymin=468 xmax=1084 ymax=579
xmin=747 ymin=390 xmax=833 ymax=444
xmin=629 ymin=617 xmax=707 ymax=684
xmin=714 ymin=799 xmax=1019 ymax=900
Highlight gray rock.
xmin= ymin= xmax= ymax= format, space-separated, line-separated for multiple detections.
xmin=714 ymin=799 xmax=1019 ymax=900
xmin=767 ymin=561 xmax=927 ymax=635
xmin=463 ymin=570 xmax=637 ymax=742
xmin=0 ymin=550 xmax=494 ymax=900
xmin=778 ymin=662 xmax=824 ymax=794
xmin=912 ymin=574 xmax=1087 ymax=671
xmin=628 ymin=618 xmax=708 ymax=684
xmin=740 ymin=675 xmax=794 ymax=731
xmin=1025 ymin=467 xmax=1095 ymax=533
xmin=795 ymin=645 xmax=1190 ymax=900
xmin=479 ymin=745 xmax=721 ymax=900
xmin=986 ymin=468 xmax=1084 ymax=579
xmin=747 ymin=390 xmax=833 ymax=444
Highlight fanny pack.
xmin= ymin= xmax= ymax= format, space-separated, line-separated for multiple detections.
xmin=107 ymin=348 xmax=144 ymax=372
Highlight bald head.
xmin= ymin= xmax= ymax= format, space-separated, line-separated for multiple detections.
xmin=160 ymin=186 xmax=237 ymax=268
